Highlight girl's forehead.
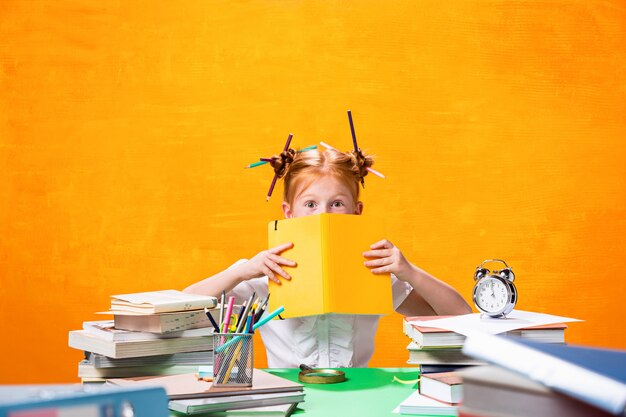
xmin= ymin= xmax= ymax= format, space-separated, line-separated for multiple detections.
xmin=293 ymin=175 xmax=356 ymax=199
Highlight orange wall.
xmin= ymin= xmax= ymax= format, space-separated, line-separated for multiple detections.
xmin=1 ymin=1 xmax=625 ymax=383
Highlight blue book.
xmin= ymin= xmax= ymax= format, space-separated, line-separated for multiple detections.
xmin=0 ymin=385 xmax=168 ymax=417
xmin=463 ymin=333 xmax=626 ymax=415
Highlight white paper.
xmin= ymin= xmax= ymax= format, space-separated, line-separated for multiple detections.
xmin=393 ymin=390 xmax=458 ymax=416
xmin=408 ymin=310 xmax=581 ymax=337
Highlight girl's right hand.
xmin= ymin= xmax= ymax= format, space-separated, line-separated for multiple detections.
xmin=242 ymin=242 xmax=296 ymax=284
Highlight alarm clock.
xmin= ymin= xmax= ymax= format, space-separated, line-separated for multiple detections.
xmin=472 ymin=259 xmax=517 ymax=318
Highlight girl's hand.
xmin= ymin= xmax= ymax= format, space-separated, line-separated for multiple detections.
xmin=363 ymin=239 xmax=413 ymax=280
xmin=242 ymin=242 xmax=296 ymax=285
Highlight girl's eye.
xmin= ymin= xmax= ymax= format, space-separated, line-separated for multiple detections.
xmin=305 ymin=201 xmax=317 ymax=208
xmin=332 ymin=201 xmax=344 ymax=208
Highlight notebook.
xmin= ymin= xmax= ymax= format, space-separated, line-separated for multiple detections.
xmin=267 ymin=213 xmax=393 ymax=318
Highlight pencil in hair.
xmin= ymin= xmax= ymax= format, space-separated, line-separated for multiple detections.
xmin=266 ymin=133 xmax=293 ymax=201
xmin=347 ymin=110 xmax=359 ymax=152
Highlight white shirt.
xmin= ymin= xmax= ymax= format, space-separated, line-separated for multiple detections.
xmin=227 ymin=260 xmax=413 ymax=368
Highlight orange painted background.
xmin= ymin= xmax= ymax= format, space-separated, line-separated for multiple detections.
xmin=1 ymin=1 xmax=625 ymax=383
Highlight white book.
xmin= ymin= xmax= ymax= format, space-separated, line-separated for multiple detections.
xmin=395 ymin=390 xmax=458 ymax=416
xmin=110 ymin=290 xmax=217 ymax=314
xmin=68 ymin=330 xmax=213 ymax=359
xmin=86 ymin=351 xmax=213 ymax=368
xmin=169 ymin=392 xmax=305 ymax=415
xmin=78 ymin=360 xmax=201 ymax=379
xmin=83 ymin=320 xmax=213 ymax=342
xmin=406 ymin=342 xmax=484 ymax=366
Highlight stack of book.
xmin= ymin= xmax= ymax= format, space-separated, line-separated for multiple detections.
xmin=396 ymin=371 xmax=462 ymax=416
xmin=107 ymin=369 xmax=305 ymax=416
xmin=69 ymin=290 xmax=219 ymax=382
xmin=403 ymin=315 xmax=568 ymax=374
xmin=460 ymin=333 xmax=626 ymax=417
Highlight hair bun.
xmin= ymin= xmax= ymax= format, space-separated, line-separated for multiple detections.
xmin=269 ymin=148 xmax=297 ymax=179
xmin=350 ymin=149 xmax=374 ymax=188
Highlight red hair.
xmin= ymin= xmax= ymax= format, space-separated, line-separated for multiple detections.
xmin=270 ymin=148 xmax=374 ymax=205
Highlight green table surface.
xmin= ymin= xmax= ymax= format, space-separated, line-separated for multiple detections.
xmin=267 ymin=367 xmax=420 ymax=416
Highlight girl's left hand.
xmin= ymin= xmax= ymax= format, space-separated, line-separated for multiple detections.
xmin=363 ymin=239 xmax=413 ymax=280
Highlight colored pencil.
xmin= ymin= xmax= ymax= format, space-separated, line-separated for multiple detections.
xmin=216 ymin=306 xmax=285 ymax=353
xmin=244 ymin=145 xmax=317 ymax=169
xmin=266 ymin=133 xmax=293 ymax=201
xmin=347 ymin=110 xmax=359 ymax=152
xmin=204 ymin=307 xmax=221 ymax=333
xmin=222 ymin=296 xmax=235 ymax=333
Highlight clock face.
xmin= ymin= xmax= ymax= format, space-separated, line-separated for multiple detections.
xmin=475 ymin=277 xmax=510 ymax=313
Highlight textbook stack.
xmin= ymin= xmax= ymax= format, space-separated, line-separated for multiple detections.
xmin=108 ymin=369 xmax=305 ymax=416
xmin=460 ymin=333 xmax=626 ymax=417
xmin=403 ymin=315 xmax=568 ymax=374
xmin=396 ymin=371 xmax=461 ymax=416
xmin=68 ymin=290 xmax=219 ymax=382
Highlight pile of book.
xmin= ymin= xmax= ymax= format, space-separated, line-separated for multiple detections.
xmin=402 ymin=315 xmax=568 ymax=375
xmin=108 ymin=369 xmax=305 ymax=416
xmin=397 ymin=314 xmax=572 ymax=416
xmin=396 ymin=371 xmax=462 ymax=416
xmin=460 ymin=332 xmax=626 ymax=417
xmin=68 ymin=290 xmax=219 ymax=382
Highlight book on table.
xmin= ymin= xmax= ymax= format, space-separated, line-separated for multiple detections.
xmin=396 ymin=389 xmax=458 ymax=416
xmin=107 ymin=369 xmax=304 ymax=400
xmin=460 ymin=365 xmax=616 ymax=417
xmin=110 ymin=307 xmax=222 ymax=333
xmin=83 ymin=320 xmax=214 ymax=342
xmin=68 ymin=330 xmax=213 ymax=359
xmin=110 ymin=290 xmax=217 ymax=314
xmin=168 ymin=391 xmax=305 ymax=415
xmin=78 ymin=360 xmax=203 ymax=381
xmin=404 ymin=315 xmax=567 ymax=347
xmin=406 ymin=342 xmax=484 ymax=366
xmin=267 ymin=213 xmax=393 ymax=318
xmin=462 ymin=332 xmax=626 ymax=416
xmin=419 ymin=372 xmax=462 ymax=405
xmin=85 ymin=351 xmax=213 ymax=368
xmin=419 ymin=364 xmax=474 ymax=375
xmin=169 ymin=403 xmax=299 ymax=417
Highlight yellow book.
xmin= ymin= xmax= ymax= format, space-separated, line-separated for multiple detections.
xmin=267 ymin=213 xmax=394 ymax=318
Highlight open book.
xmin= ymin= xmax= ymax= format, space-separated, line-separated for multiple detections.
xmin=111 ymin=290 xmax=218 ymax=314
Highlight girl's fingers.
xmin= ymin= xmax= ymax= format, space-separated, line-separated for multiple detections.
xmin=363 ymin=249 xmax=393 ymax=258
xmin=370 ymin=239 xmax=394 ymax=250
xmin=370 ymin=265 xmax=392 ymax=274
xmin=269 ymin=253 xmax=296 ymax=267
xmin=266 ymin=259 xmax=291 ymax=280
xmin=261 ymin=266 xmax=280 ymax=284
xmin=269 ymin=242 xmax=294 ymax=254
xmin=364 ymin=258 xmax=393 ymax=268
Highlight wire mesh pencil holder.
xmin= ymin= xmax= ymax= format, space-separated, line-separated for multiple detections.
xmin=213 ymin=333 xmax=254 ymax=387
